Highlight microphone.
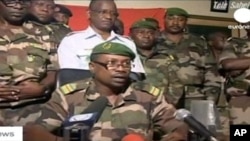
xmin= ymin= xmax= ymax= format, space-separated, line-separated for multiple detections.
xmin=121 ymin=133 xmax=145 ymax=141
xmin=63 ymin=96 xmax=108 ymax=141
xmin=175 ymin=109 xmax=218 ymax=141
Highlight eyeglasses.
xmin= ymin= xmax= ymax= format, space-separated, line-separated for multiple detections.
xmin=90 ymin=9 xmax=119 ymax=17
xmin=1 ymin=0 xmax=28 ymax=7
xmin=93 ymin=60 xmax=132 ymax=70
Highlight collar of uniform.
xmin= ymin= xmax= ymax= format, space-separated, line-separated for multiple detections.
xmin=159 ymin=32 xmax=190 ymax=46
xmin=83 ymin=26 xmax=120 ymax=41
xmin=138 ymin=47 xmax=159 ymax=60
xmin=85 ymin=81 xmax=137 ymax=107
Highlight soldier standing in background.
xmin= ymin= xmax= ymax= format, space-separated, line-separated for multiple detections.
xmin=129 ymin=18 xmax=182 ymax=103
xmin=0 ymin=0 xmax=59 ymax=125
xmin=205 ymin=32 xmax=230 ymax=141
xmin=219 ymin=36 xmax=250 ymax=125
xmin=157 ymin=7 xmax=208 ymax=108
xmin=24 ymin=0 xmax=71 ymax=70
xmin=53 ymin=4 xmax=73 ymax=25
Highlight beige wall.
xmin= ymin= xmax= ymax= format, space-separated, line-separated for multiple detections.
xmin=55 ymin=0 xmax=246 ymax=37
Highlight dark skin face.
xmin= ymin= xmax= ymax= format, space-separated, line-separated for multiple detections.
xmin=0 ymin=0 xmax=28 ymax=25
xmin=88 ymin=0 xmax=119 ymax=32
xmin=164 ymin=15 xmax=187 ymax=34
xmin=208 ymin=32 xmax=228 ymax=51
xmin=53 ymin=12 xmax=69 ymax=25
xmin=89 ymin=54 xmax=131 ymax=89
xmin=29 ymin=0 xmax=55 ymax=24
xmin=130 ymin=28 xmax=155 ymax=50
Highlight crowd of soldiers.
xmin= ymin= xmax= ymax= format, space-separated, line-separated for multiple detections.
xmin=1 ymin=0 xmax=250 ymax=141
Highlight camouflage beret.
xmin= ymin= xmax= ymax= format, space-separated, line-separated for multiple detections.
xmin=54 ymin=4 xmax=73 ymax=17
xmin=90 ymin=42 xmax=136 ymax=60
xmin=166 ymin=7 xmax=189 ymax=18
xmin=130 ymin=19 xmax=157 ymax=30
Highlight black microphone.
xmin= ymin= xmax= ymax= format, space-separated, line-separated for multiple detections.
xmin=63 ymin=96 xmax=108 ymax=141
xmin=175 ymin=109 xmax=218 ymax=141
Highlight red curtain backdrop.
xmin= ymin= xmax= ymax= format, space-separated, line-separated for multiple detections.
xmin=65 ymin=5 xmax=166 ymax=35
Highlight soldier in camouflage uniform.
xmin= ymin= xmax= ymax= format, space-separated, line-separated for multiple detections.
xmin=23 ymin=0 xmax=71 ymax=70
xmin=219 ymin=36 xmax=250 ymax=125
xmin=205 ymin=32 xmax=230 ymax=141
xmin=129 ymin=19 xmax=182 ymax=103
xmin=156 ymin=7 xmax=208 ymax=109
xmin=0 ymin=0 xmax=62 ymax=127
xmin=23 ymin=42 xmax=188 ymax=141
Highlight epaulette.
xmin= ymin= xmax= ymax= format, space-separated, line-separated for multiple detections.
xmin=58 ymin=81 xmax=89 ymax=95
xmin=132 ymin=82 xmax=163 ymax=97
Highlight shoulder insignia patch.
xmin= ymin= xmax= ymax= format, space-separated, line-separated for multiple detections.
xmin=59 ymin=83 xmax=77 ymax=95
xmin=133 ymin=82 xmax=162 ymax=97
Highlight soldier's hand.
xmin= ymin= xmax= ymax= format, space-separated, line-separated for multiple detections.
xmin=0 ymin=85 xmax=20 ymax=101
xmin=23 ymin=124 xmax=57 ymax=141
xmin=227 ymin=87 xmax=247 ymax=96
xmin=13 ymin=80 xmax=46 ymax=100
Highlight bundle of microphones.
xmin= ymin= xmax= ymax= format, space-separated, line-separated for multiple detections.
xmin=62 ymin=96 xmax=219 ymax=141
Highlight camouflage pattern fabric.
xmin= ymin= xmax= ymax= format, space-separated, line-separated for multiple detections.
xmin=0 ymin=28 xmax=49 ymax=85
xmin=0 ymin=88 xmax=66 ymax=127
xmin=156 ymin=33 xmax=207 ymax=109
xmin=138 ymin=48 xmax=183 ymax=105
xmin=219 ymin=37 xmax=250 ymax=124
xmin=23 ymin=21 xmax=71 ymax=69
xmin=204 ymin=46 xmax=229 ymax=141
xmin=38 ymin=79 xmax=185 ymax=141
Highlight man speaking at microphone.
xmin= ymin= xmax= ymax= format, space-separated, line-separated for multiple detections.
xmin=23 ymin=42 xmax=188 ymax=141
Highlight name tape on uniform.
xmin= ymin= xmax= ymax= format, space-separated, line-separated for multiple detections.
xmin=230 ymin=125 xmax=250 ymax=141
xmin=0 ymin=127 xmax=23 ymax=141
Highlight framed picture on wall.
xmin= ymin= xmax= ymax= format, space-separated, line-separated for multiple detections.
xmin=187 ymin=15 xmax=240 ymax=38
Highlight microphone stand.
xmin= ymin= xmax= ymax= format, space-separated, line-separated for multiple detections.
xmin=63 ymin=124 xmax=90 ymax=141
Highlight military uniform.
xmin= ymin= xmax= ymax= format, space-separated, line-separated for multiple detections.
xmin=219 ymin=37 xmax=250 ymax=124
xmin=39 ymin=79 xmax=186 ymax=141
xmin=23 ymin=21 xmax=71 ymax=69
xmin=0 ymin=26 xmax=64 ymax=125
xmin=156 ymin=33 xmax=207 ymax=109
xmin=36 ymin=42 xmax=186 ymax=141
xmin=205 ymin=44 xmax=230 ymax=140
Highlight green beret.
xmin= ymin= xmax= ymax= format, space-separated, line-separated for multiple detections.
xmin=166 ymin=7 xmax=189 ymax=18
xmin=130 ymin=19 xmax=157 ymax=30
xmin=91 ymin=42 xmax=136 ymax=60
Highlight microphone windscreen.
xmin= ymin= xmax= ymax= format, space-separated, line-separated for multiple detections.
xmin=174 ymin=109 xmax=191 ymax=120
xmin=121 ymin=134 xmax=145 ymax=141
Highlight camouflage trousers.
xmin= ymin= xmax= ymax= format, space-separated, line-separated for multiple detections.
xmin=216 ymin=107 xmax=230 ymax=141
xmin=229 ymin=96 xmax=250 ymax=124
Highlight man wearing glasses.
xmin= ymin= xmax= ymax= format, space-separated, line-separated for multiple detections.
xmin=58 ymin=0 xmax=145 ymax=81
xmin=23 ymin=42 xmax=188 ymax=141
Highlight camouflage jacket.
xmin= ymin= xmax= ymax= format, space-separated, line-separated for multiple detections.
xmin=219 ymin=37 xmax=250 ymax=93
xmin=23 ymin=21 xmax=71 ymax=69
xmin=0 ymin=27 xmax=50 ymax=85
xmin=0 ymin=88 xmax=64 ymax=127
xmin=39 ymin=79 xmax=185 ymax=141
xmin=204 ymin=45 xmax=226 ymax=106
xmin=156 ymin=33 xmax=207 ymax=108
xmin=138 ymin=48 xmax=183 ymax=105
